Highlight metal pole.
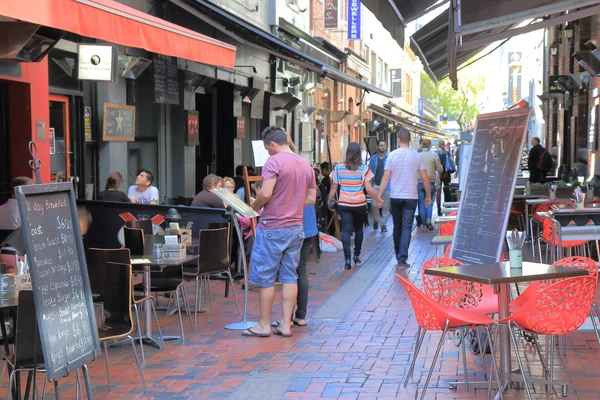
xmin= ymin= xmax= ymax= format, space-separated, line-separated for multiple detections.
xmin=225 ymin=210 xmax=257 ymax=330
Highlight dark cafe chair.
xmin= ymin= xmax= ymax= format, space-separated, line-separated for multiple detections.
xmin=126 ymin=220 xmax=153 ymax=236
xmin=184 ymin=227 xmax=240 ymax=325
xmin=87 ymin=247 xmax=164 ymax=365
xmin=124 ymin=227 xmax=145 ymax=257
xmin=97 ymin=261 xmax=150 ymax=399
xmin=4 ymin=290 xmax=46 ymax=400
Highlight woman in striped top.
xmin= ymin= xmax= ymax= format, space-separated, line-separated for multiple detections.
xmin=329 ymin=142 xmax=383 ymax=270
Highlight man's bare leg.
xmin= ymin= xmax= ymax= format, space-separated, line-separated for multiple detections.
xmin=278 ymin=283 xmax=298 ymax=335
xmin=247 ymin=286 xmax=275 ymax=335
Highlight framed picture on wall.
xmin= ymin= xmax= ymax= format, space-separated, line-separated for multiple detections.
xmin=103 ymin=103 xmax=135 ymax=142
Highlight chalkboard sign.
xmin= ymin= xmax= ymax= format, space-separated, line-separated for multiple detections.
xmin=103 ymin=103 xmax=135 ymax=142
xmin=153 ymin=54 xmax=180 ymax=105
xmin=450 ymin=108 xmax=530 ymax=264
xmin=16 ymin=183 xmax=100 ymax=381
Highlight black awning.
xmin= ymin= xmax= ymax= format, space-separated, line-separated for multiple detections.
xmin=392 ymin=0 xmax=442 ymax=23
xmin=411 ymin=10 xmax=514 ymax=82
xmin=171 ymin=0 xmax=394 ymax=97
xmin=278 ymin=18 xmax=342 ymax=68
xmin=361 ymin=0 xmax=405 ymax=48
xmin=412 ymin=0 xmax=600 ymax=87
xmin=270 ymin=92 xmax=301 ymax=112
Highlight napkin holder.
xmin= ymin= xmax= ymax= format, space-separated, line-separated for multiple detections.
xmin=162 ymin=243 xmax=186 ymax=260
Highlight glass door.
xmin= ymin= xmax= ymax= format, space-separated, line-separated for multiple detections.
xmin=49 ymin=95 xmax=71 ymax=182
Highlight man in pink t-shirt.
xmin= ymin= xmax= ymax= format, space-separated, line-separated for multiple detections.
xmin=242 ymin=126 xmax=316 ymax=338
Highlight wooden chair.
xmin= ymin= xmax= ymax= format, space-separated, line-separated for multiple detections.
xmin=87 ymin=247 xmax=164 ymax=364
xmin=96 ymin=261 xmax=149 ymax=398
xmin=183 ymin=227 xmax=239 ymax=325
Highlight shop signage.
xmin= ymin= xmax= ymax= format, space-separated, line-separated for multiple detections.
xmin=84 ymin=106 xmax=92 ymax=141
xmin=348 ymin=0 xmax=361 ymax=40
xmin=236 ymin=116 xmax=245 ymax=139
xmin=324 ymin=0 xmax=339 ymax=29
xmin=153 ymin=54 xmax=180 ymax=105
xmin=103 ymin=103 xmax=135 ymax=142
xmin=49 ymin=128 xmax=55 ymax=155
xmin=186 ymin=111 xmax=199 ymax=146
xmin=507 ymin=52 xmax=522 ymax=106
xmin=78 ymin=45 xmax=113 ymax=81
xmin=450 ymin=107 xmax=530 ymax=264
xmin=390 ymin=69 xmax=402 ymax=98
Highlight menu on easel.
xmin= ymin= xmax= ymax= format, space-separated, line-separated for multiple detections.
xmin=16 ymin=183 xmax=100 ymax=381
xmin=450 ymin=108 xmax=530 ymax=264
xmin=212 ymin=188 xmax=260 ymax=218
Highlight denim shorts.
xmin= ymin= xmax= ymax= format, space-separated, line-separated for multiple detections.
xmin=250 ymin=225 xmax=305 ymax=287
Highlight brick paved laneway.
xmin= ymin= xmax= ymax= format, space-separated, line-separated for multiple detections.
xmin=6 ymin=224 xmax=600 ymax=399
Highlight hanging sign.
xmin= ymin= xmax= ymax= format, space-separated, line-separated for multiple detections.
xmin=348 ymin=0 xmax=361 ymax=40
xmin=186 ymin=111 xmax=199 ymax=146
xmin=78 ymin=45 xmax=113 ymax=81
xmin=324 ymin=0 xmax=339 ymax=29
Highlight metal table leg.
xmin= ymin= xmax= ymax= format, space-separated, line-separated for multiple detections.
xmin=498 ymin=282 xmax=511 ymax=393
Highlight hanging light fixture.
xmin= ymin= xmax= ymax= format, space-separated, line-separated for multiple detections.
xmin=564 ymin=24 xmax=574 ymax=40
xmin=550 ymin=42 xmax=558 ymax=57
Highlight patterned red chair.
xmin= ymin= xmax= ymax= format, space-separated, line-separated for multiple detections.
xmin=396 ymin=274 xmax=501 ymax=400
xmin=496 ymin=276 xmax=596 ymax=399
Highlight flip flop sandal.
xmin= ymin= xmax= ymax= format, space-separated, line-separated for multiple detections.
xmin=242 ymin=328 xmax=271 ymax=337
xmin=292 ymin=320 xmax=307 ymax=327
xmin=273 ymin=327 xmax=292 ymax=337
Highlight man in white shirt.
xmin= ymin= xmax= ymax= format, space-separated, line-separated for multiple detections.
xmin=0 ymin=177 xmax=35 ymax=230
xmin=128 ymin=170 xmax=159 ymax=204
xmin=378 ymin=129 xmax=431 ymax=268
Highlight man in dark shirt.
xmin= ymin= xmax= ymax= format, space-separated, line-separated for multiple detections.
xmin=320 ymin=162 xmax=331 ymax=195
xmin=191 ymin=174 xmax=225 ymax=208
xmin=368 ymin=140 xmax=390 ymax=232
xmin=233 ymin=165 xmax=245 ymax=192
xmin=528 ymin=137 xmax=546 ymax=183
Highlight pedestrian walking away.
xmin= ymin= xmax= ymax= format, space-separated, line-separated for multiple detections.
xmin=368 ymin=139 xmax=391 ymax=232
xmin=329 ymin=142 xmax=383 ymax=270
xmin=378 ymin=129 xmax=431 ymax=268
xmin=417 ymin=139 xmax=442 ymax=232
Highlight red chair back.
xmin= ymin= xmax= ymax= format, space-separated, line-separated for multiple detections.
xmin=553 ymin=256 xmax=598 ymax=279
xmin=396 ymin=274 xmax=487 ymax=330
xmin=439 ymin=220 xmax=456 ymax=236
xmin=504 ymin=276 xmax=596 ymax=335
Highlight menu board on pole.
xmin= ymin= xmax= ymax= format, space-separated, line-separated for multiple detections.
xmin=16 ymin=183 xmax=100 ymax=381
xmin=450 ymin=108 xmax=530 ymax=264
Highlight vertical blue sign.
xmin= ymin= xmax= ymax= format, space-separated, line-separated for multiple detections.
xmin=417 ymin=98 xmax=424 ymax=116
xmin=348 ymin=0 xmax=361 ymax=40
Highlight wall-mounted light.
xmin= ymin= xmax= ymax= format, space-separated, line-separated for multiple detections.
xmin=550 ymin=42 xmax=558 ymax=57
xmin=322 ymin=92 xmax=328 ymax=99
xmin=564 ymin=24 xmax=574 ymax=40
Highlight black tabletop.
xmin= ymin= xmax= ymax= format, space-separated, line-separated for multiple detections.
xmin=423 ymin=261 xmax=588 ymax=284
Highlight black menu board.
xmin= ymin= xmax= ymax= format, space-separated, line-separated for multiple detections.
xmin=16 ymin=183 xmax=100 ymax=381
xmin=153 ymin=54 xmax=180 ymax=105
xmin=103 ymin=103 xmax=135 ymax=142
xmin=450 ymin=108 xmax=530 ymax=264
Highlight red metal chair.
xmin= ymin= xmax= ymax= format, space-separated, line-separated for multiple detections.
xmin=538 ymin=217 xmax=588 ymax=262
xmin=421 ymin=258 xmax=498 ymax=315
xmin=396 ymin=274 xmax=501 ymax=400
xmin=496 ymin=276 xmax=596 ymax=399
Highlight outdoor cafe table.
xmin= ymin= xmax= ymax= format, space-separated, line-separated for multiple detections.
xmin=423 ymin=262 xmax=587 ymax=395
xmin=131 ymin=255 xmax=199 ymax=347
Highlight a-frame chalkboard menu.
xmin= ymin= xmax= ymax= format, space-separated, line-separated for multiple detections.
xmin=450 ymin=107 xmax=530 ymax=264
xmin=15 ymin=183 xmax=100 ymax=384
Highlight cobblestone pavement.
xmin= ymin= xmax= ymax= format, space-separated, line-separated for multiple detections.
xmin=5 ymin=221 xmax=600 ymax=399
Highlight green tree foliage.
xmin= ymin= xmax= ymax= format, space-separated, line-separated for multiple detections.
xmin=421 ymin=67 xmax=484 ymax=133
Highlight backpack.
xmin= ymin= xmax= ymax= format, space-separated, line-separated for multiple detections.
xmin=536 ymin=149 xmax=552 ymax=172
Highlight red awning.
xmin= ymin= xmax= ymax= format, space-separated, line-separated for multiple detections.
xmin=0 ymin=0 xmax=237 ymax=68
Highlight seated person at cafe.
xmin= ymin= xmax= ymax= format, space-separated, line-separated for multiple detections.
xmin=128 ymin=169 xmax=159 ymax=204
xmin=233 ymin=165 xmax=245 ymax=192
xmin=0 ymin=176 xmax=34 ymax=230
xmin=191 ymin=174 xmax=224 ymax=208
xmin=97 ymin=172 xmax=131 ymax=202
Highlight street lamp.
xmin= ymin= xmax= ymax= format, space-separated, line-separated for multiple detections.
xmin=550 ymin=42 xmax=558 ymax=57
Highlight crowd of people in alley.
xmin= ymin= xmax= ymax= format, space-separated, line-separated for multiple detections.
xmin=0 ymin=124 xmax=458 ymax=339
